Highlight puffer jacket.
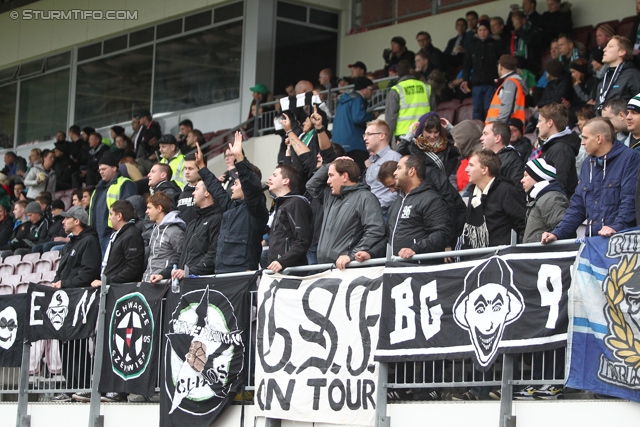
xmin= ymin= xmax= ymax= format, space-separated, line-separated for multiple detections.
xmin=540 ymin=128 xmax=581 ymax=198
xmin=267 ymin=193 xmax=313 ymax=269
xmin=23 ymin=163 xmax=56 ymax=199
xmin=306 ymin=164 xmax=386 ymax=263
xmin=388 ymin=181 xmax=452 ymax=256
xmin=553 ymin=141 xmax=640 ymax=239
xmin=143 ymin=210 xmax=186 ymax=281
xmin=497 ymin=145 xmax=525 ymax=189
xmin=200 ymin=160 xmax=268 ymax=274
xmin=54 ymin=227 xmax=101 ymax=288
xmin=523 ymin=181 xmax=570 ymax=243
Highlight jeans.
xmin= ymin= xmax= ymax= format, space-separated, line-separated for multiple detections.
xmin=471 ymin=84 xmax=495 ymax=121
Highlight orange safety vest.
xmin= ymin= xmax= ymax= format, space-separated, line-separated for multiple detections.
xmin=485 ymin=76 xmax=526 ymax=124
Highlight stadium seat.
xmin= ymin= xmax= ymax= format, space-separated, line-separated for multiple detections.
xmin=15 ymin=262 xmax=33 ymax=277
xmin=456 ymin=104 xmax=474 ymax=123
xmin=20 ymin=272 xmax=41 ymax=287
xmin=41 ymin=250 xmax=60 ymax=262
xmin=436 ymin=107 xmax=456 ymax=125
xmin=595 ymin=20 xmax=619 ymax=33
xmin=461 ymin=97 xmax=473 ymax=106
xmin=572 ymin=25 xmax=593 ymax=50
xmin=34 ymin=259 xmax=55 ymax=273
xmin=617 ymin=21 xmax=634 ymax=40
xmin=0 ymin=263 xmax=14 ymax=276
xmin=22 ymin=253 xmax=40 ymax=264
xmin=3 ymin=255 xmax=22 ymax=271
xmin=40 ymin=271 xmax=56 ymax=285
xmin=0 ymin=280 xmax=13 ymax=295
xmin=437 ymin=99 xmax=460 ymax=110
xmin=4 ymin=275 xmax=21 ymax=293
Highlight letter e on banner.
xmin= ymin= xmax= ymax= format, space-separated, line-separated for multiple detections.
xmin=30 ymin=291 xmax=45 ymax=326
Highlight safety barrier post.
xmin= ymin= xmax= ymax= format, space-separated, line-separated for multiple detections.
xmin=16 ymin=340 xmax=30 ymax=427
xmin=375 ymin=362 xmax=390 ymax=427
xmin=499 ymin=354 xmax=516 ymax=427
xmin=88 ymin=275 xmax=108 ymax=427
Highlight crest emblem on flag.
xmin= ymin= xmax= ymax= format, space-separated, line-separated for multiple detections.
xmin=109 ymin=292 xmax=154 ymax=380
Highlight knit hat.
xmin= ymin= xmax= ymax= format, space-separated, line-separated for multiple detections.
xmin=391 ymin=36 xmax=406 ymax=47
xmin=348 ymin=61 xmax=367 ymax=72
xmin=628 ymin=94 xmax=640 ymax=114
xmin=25 ymin=201 xmax=42 ymax=215
xmin=477 ymin=19 xmax=491 ymax=30
xmin=99 ymin=152 xmax=119 ymax=167
xmin=569 ymin=60 xmax=588 ymax=75
xmin=544 ymin=59 xmax=565 ymax=78
xmin=158 ymin=134 xmax=177 ymax=145
xmin=525 ymin=158 xmax=557 ymax=182
xmin=51 ymin=200 xmax=66 ymax=211
xmin=507 ymin=118 xmax=524 ymax=135
xmin=353 ymin=77 xmax=374 ymax=91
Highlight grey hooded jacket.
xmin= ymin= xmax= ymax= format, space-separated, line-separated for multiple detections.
xmin=306 ymin=163 xmax=386 ymax=264
xmin=142 ymin=210 xmax=186 ymax=281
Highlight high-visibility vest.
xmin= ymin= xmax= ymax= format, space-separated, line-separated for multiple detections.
xmin=160 ymin=154 xmax=186 ymax=189
xmin=392 ymin=79 xmax=432 ymax=136
xmin=89 ymin=176 xmax=131 ymax=228
xmin=485 ymin=76 xmax=526 ymax=123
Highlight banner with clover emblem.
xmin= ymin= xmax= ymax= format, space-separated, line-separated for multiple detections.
xmin=567 ymin=230 xmax=640 ymax=402
xmin=99 ymin=282 xmax=166 ymax=396
xmin=160 ymin=274 xmax=256 ymax=427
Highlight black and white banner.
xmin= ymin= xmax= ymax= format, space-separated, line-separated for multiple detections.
xmin=27 ymin=283 xmax=99 ymax=342
xmin=255 ymin=267 xmax=383 ymax=426
xmin=160 ymin=274 xmax=255 ymax=427
xmin=0 ymin=294 xmax=27 ymax=366
xmin=99 ymin=282 xmax=166 ymax=396
xmin=375 ymin=249 xmax=577 ymax=370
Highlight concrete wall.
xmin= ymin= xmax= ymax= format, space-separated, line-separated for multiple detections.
xmin=337 ymin=0 xmax=634 ymax=77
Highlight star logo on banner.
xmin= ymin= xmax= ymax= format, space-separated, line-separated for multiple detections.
xmin=109 ymin=293 xmax=154 ymax=380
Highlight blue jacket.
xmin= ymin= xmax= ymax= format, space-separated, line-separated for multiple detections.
xmin=331 ymin=91 xmax=373 ymax=152
xmin=553 ymin=141 xmax=640 ymax=239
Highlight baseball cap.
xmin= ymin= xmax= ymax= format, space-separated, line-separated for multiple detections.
xmin=250 ymin=83 xmax=269 ymax=95
xmin=158 ymin=134 xmax=177 ymax=145
xmin=348 ymin=61 xmax=367 ymax=72
xmin=60 ymin=205 xmax=89 ymax=225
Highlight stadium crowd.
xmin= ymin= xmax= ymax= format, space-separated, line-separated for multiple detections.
xmin=3 ymin=0 xmax=640 ymax=405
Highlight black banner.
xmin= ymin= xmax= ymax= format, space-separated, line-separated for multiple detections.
xmin=375 ymin=250 xmax=576 ymax=370
xmin=26 ymin=283 xmax=100 ymax=342
xmin=0 ymin=294 xmax=27 ymax=367
xmin=99 ymin=282 xmax=167 ymax=396
xmin=160 ymin=273 xmax=256 ymax=427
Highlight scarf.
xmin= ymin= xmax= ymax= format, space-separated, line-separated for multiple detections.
xmin=462 ymin=179 xmax=494 ymax=249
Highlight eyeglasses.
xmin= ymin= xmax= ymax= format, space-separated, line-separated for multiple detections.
xmin=363 ymin=132 xmax=383 ymax=138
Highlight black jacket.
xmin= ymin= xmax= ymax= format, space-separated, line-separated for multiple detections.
xmin=103 ymin=222 xmax=145 ymax=284
xmin=267 ymin=193 xmax=313 ymax=269
xmin=388 ymin=181 xmax=452 ymax=256
xmin=422 ymin=164 xmax=467 ymax=245
xmin=54 ymin=227 xmax=101 ymax=288
xmin=540 ymin=130 xmax=581 ymax=198
xmin=512 ymin=137 xmax=533 ymax=160
xmin=200 ymin=161 xmax=268 ymax=274
xmin=594 ymin=62 xmax=640 ymax=112
xmin=136 ymin=121 xmax=162 ymax=159
xmin=46 ymin=214 xmax=66 ymax=241
xmin=497 ymin=146 xmax=525 ymax=189
xmin=152 ymin=180 xmax=181 ymax=207
xmin=538 ymin=74 xmax=572 ymax=108
xmin=462 ymin=36 xmax=501 ymax=86
xmin=466 ymin=178 xmax=526 ymax=246
xmin=0 ymin=217 xmax=13 ymax=247
xmin=161 ymin=203 xmax=222 ymax=278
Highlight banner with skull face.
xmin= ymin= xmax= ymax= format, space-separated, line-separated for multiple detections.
xmin=567 ymin=231 xmax=640 ymax=403
xmin=0 ymin=294 xmax=26 ymax=366
xmin=27 ymin=283 xmax=100 ymax=342
xmin=375 ymin=248 xmax=577 ymax=371
xmin=160 ymin=274 xmax=255 ymax=427
xmin=99 ymin=282 xmax=167 ymax=396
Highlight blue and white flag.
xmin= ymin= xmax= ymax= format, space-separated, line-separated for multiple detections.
xmin=567 ymin=230 xmax=640 ymax=402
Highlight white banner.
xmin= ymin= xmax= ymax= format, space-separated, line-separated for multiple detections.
xmin=255 ymin=267 xmax=383 ymax=426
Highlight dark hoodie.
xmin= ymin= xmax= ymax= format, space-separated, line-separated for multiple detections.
xmin=540 ymin=128 xmax=581 ymax=198
xmin=54 ymin=227 xmax=101 ymax=288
